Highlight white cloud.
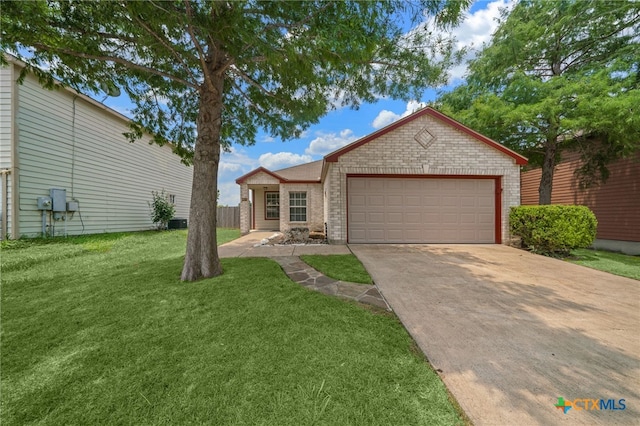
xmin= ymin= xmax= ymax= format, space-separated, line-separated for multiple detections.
xmin=448 ymin=0 xmax=514 ymax=80
xmin=217 ymin=180 xmax=241 ymax=207
xmin=305 ymin=129 xmax=359 ymax=156
xmin=219 ymin=162 xmax=243 ymax=174
xmin=219 ymin=146 xmax=257 ymax=176
xmin=371 ymin=110 xmax=400 ymax=130
xmin=258 ymin=152 xmax=313 ymax=170
xmin=372 ymin=100 xmax=427 ymax=129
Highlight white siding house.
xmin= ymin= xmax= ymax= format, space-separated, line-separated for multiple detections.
xmin=0 ymin=56 xmax=193 ymax=239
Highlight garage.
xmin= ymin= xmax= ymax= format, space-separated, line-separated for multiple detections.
xmin=348 ymin=176 xmax=498 ymax=243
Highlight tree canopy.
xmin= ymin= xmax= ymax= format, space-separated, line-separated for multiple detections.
xmin=436 ymin=0 xmax=640 ymax=203
xmin=2 ymin=0 xmax=469 ymax=280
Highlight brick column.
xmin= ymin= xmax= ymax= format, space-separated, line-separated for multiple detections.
xmin=240 ymin=183 xmax=250 ymax=234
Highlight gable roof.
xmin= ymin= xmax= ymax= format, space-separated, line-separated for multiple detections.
xmin=324 ymin=107 xmax=528 ymax=165
xmin=235 ymin=160 xmax=322 ymax=184
xmin=273 ymin=160 xmax=322 ymax=181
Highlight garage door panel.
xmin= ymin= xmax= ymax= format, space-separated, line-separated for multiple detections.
xmin=351 ymin=212 xmax=366 ymax=222
xmin=368 ymin=212 xmax=384 ymax=223
xmin=368 ymin=195 xmax=384 ymax=206
xmin=348 ymin=177 xmax=496 ymax=243
xmin=460 ymin=213 xmax=477 ymax=224
xmin=405 ymin=212 xmax=421 ymax=224
xmin=406 ymin=195 xmax=421 ymax=206
xmin=351 ymin=195 xmax=366 ymax=206
xmin=387 ymin=180 xmax=404 ymax=190
xmin=368 ymin=229 xmax=385 ymax=240
xmin=461 ymin=195 xmax=480 ymax=206
xmin=387 ymin=212 xmax=403 ymax=224
xmin=387 ymin=195 xmax=403 ymax=205
xmin=478 ymin=197 xmax=493 ymax=207
xmin=479 ymin=213 xmax=494 ymax=224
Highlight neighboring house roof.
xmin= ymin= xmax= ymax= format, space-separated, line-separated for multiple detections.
xmin=324 ymin=107 xmax=528 ymax=165
xmin=235 ymin=160 xmax=322 ymax=184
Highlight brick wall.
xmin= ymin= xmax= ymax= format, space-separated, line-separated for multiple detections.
xmin=325 ymin=114 xmax=521 ymax=243
xmin=280 ymin=183 xmax=324 ymax=233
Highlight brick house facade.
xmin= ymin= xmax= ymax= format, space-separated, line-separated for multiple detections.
xmin=237 ymin=107 xmax=527 ymax=244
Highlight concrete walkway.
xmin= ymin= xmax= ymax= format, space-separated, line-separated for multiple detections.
xmin=350 ymin=244 xmax=640 ymax=426
xmin=218 ymin=231 xmax=352 ymax=257
xmin=218 ymin=232 xmax=389 ymax=309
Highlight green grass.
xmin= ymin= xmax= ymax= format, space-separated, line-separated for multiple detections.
xmin=300 ymin=254 xmax=373 ymax=284
xmin=1 ymin=231 xmax=463 ymax=425
xmin=569 ymin=248 xmax=640 ymax=280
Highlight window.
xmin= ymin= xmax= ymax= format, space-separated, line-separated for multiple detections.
xmin=289 ymin=192 xmax=307 ymax=222
xmin=169 ymin=194 xmax=176 ymax=204
xmin=265 ymin=192 xmax=280 ymax=220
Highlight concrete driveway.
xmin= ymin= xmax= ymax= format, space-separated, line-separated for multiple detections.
xmin=349 ymin=244 xmax=640 ymax=425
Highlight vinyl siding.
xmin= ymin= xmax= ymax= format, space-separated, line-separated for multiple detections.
xmin=0 ymin=64 xmax=13 ymax=169
xmin=521 ymin=150 xmax=640 ymax=242
xmin=0 ymin=65 xmax=15 ymax=238
xmin=15 ymin=72 xmax=193 ymax=237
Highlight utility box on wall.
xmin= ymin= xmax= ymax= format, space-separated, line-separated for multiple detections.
xmin=37 ymin=196 xmax=53 ymax=210
xmin=66 ymin=201 xmax=79 ymax=212
xmin=50 ymin=188 xmax=67 ymax=212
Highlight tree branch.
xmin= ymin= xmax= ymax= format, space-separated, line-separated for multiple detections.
xmin=184 ymin=0 xmax=214 ymax=93
xmin=228 ymin=66 xmax=275 ymax=98
xmin=230 ymin=79 xmax=265 ymax=114
xmin=31 ymin=42 xmax=196 ymax=88
xmin=130 ymin=13 xmax=199 ymax=85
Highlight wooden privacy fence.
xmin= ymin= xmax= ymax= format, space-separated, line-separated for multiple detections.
xmin=217 ymin=206 xmax=240 ymax=228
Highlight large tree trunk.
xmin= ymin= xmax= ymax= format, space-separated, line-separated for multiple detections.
xmin=538 ymin=136 xmax=558 ymax=205
xmin=181 ymin=79 xmax=224 ymax=281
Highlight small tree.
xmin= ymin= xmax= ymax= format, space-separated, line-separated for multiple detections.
xmin=149 ymin=190 xmax=175 ymax=230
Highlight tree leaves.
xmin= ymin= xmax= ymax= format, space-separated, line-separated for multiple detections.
xmin=437 ymin=0 xmax=640 ymax=196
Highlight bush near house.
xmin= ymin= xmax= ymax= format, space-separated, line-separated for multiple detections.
xmin=510 ymin=205 xmax=597 ymax=256
xmin=149 ymin=190 xmax=176 ymax=230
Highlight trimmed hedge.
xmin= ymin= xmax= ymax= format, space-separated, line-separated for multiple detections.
xmin=510 ymin=205 xmax=597 ymax=256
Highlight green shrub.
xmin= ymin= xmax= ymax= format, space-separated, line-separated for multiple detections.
xmin=149 ymin=190 xmax=175 ymax=230
xmin=510 ymin=205 xmax=597 ymax=256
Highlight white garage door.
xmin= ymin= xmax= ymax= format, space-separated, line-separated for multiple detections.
xmin=348 ymin=177 xmax=495 ymax=243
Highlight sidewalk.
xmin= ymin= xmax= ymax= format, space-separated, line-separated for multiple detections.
xmin=218 ymin=231 xmax=351 ymax=258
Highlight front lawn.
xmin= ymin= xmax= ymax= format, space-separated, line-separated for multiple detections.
xmin=1 ymin=231 xmax=462 ymax=425
xmin=569 ymin=248 xmax=640 ymax=280
xmin=300 ymin=254 xmax=373 ymax=284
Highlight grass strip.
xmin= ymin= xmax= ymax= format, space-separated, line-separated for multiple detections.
xmin=569 ymin=248 xmax=640 ymax=280
xmin=300 ymin=254 xmax=373 ymax=284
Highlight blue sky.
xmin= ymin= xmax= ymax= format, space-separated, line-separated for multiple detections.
xmin=102 ymin=0 xmax=512 ymax=206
